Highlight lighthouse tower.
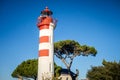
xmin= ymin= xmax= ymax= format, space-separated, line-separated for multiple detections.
xmin=37 ymin=7 xmax=56 ymax=80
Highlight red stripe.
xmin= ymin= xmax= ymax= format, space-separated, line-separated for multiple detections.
xmin=40 ymin=25 xmax=49 ymax=30
xmin=39 ymin=49 xmax=49 ymax=56
xmin=40 ymin=36 xmax=49 ymax=43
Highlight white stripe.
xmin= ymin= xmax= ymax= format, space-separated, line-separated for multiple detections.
xmin=39 ymin=29 xmax=50 ymax=37
xmin=39 ymin=43 xmax=50 ymax=50
xmin=50 ymin=23 xmax=55 ymax=29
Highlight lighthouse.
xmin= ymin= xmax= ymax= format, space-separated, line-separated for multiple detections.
xmin=37 ymin=7 xmax=56 ymax=80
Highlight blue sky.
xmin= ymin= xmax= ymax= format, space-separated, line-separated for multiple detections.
xmin=0 ymin=0 xmax=120 ymax=80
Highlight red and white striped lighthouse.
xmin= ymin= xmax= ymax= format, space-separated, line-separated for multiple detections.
xmin=37 ymin=7 xmax=56 ymax=80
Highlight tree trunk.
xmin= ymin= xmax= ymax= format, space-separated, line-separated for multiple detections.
xmin=18 ymin=77 xmax=23 ymax=80
xmin=61 ymin=58 xmax=68 ymax=67
xmin=61 ymin=58 xmax=73 ymax=70
xmin=17 ymin=75 xmax=23 ymax=80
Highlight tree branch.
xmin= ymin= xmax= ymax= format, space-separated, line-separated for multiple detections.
xmin=55 ymin=51 xmax=69 ymax=69
xmin=61 ymin=58 xmax=69 ymax=69
xmin=67 ymin=52 xmax=79 ymax=70
xmin=54 ymin=51 xmax=62 ymax=59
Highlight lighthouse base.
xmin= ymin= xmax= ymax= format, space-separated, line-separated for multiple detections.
xmin=38 ymin=57 xmax=54 ymax=80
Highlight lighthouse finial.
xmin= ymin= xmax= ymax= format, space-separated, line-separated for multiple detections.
xmin=46 ymin=6 xmax=48 ymax=9
xmin=41 ymin=6 xmax=53 ymax=16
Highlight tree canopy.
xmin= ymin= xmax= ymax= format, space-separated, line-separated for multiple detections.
xmin=11 ymin=59 xmax=61 ymax=80
xmin=12 ymin=59 xmax=38 ymax=80
xmin=54 ymin=40 xmax=97 ymax=70
xmin=87 ymin=60 xmax=120 ymax=80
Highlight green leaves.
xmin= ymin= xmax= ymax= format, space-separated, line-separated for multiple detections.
xmin=12 ymin=59 xmax=62 ymax=79
xmin=87 ymin=60 xmax=120 ymax=80
xmin=80 ymin=45 xmax=97 ymax=56
xmin=54 ymin=40 xmax=97 ymax=56
xmin=54 ymin=63 xmax=62 ymax=77
xmin=11 ymin=59 xmax=38 ymax=79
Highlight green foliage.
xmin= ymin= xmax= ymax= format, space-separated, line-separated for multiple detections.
xmin=12 ymin=59 xmax=62 ymax=80
xmin=54 ymin=40 xmax=80 ymax=55
xmin=54 ymin=63 xmax=62 ymax=77
xmin=87 ymin=60 xmax=120 ymax=80
xmin=54 ymin=40 xmax=97 ymax=57
xmin=12 ymin=59 xmax=38 ymax=79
